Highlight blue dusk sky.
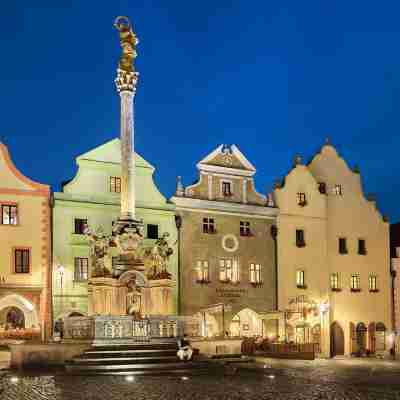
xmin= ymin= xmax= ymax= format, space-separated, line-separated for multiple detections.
xmin=1 ymin=2 xmax=400 ymax=220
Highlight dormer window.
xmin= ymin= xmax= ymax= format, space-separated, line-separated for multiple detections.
xmin=334 ymin=184 xmax=342 ymax=196
xmin=222 ymin=181 xmax=232 ymax=197
xmin=296 ymin=192 xmax=307 ymax=207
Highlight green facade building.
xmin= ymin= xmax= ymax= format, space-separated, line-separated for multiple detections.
xmin=52 ymin=138 xmax=178 ymax=320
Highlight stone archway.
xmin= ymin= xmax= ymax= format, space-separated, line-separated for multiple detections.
xmin=0 ymin=294 xmax=39 ymax=329
xmin=375 ymin=322 xmax=386 ymax=352
xmin=356 ymin=322 xmax=367 ymax=351
xmin=330 ymin=321 xmax=344 ymax=357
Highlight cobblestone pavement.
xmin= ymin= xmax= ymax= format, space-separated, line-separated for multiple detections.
xmin=2 ymin=358 xmax=400 ymax=399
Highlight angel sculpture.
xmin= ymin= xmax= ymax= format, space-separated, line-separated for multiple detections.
xmin=85 ymin=226 xmax=112 ymax=278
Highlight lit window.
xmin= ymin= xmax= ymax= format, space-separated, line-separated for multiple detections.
xmin=358 ymin=239 xmax=367 ymax=255
xmin=369 ymin=275 xmax=377 ymax=291
xmin=222 ymin=181 xmax=232 ymax=196
xmin=203 ymin=218 xmax=215 ymax=234
xmin=334 ymin=184 xmax=342 ymax=196
xmin=240 ymin=221 xmax=251 ymax=237
xmin=110 ymin=176 xmax=121 ymax=193
xmin=351 ymin=274 xmax=360 ymax=291
xmin=196 ymin=260 xmax=210 ymax=283
xmin=74 ymin=258 xmax=89 ymax=281
xmin=296 ymin=229 xmax=306 ymax=247
xmin=74 ymin=218 xmax=87 ymax=234
xmin=220 ymin=258 xmax=239 ymax=283
xmin=338 ymin=238 xmax=348 ymax=254
xmin=2 ymin=204 xmax=18 ymax=225
xmin=14 ymin=248 xmax=30 ymax=273
xmin=296 ymin=270 xmax=305 ymax=288
xmin=250 ymin=263 xmax=261 ymax=284
xmin=297 ymin=192 xmax=307 ymax=206
xmin=330 ymin=273 xmax=340 ymax=290
xmin=147 ymin=224 xmax=159 ymax=239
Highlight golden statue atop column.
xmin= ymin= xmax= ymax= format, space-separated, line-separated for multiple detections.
xmin=114 ymin=16 xmax=139 ymax=73
xmin=114 ymin=16 xmax=139 ymax=93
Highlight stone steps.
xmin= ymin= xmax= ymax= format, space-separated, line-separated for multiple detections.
xmin=65 ymin=341 xmax=219 ymax=376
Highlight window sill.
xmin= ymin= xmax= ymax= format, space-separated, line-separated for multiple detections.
xmin=296 ymin=285 xmax=307 ymax=289
xmin=296 ymin=243 xmax=306 ymax=248
xmin=358 ymin=252 xmax=367 ymax=256
xmin=350 ymin=288 xmax=361 ymax=292
xmin=196 ymin=279 xmax=211 ymax=285
xmin=369 ymin=289 xmax=379 ymax=293
xmin=240 ymin=233 xmax=254 ymax=238
xmin=339 ymin=252 xmax=348 ymax=255
xmin=219 ymin=280 xmax=240 ymax=285
xmin=203 ymin=231 xmax=217 ymax=235
xmin=331 ymin=288 xmax=342 ymax=292
xmin=0 ymin=223 xmax=20 ymax=227
xmin=297 ymin=201 xmax=307 ymax=207
xmin=250 ymin=282 xmax=263 ymax=287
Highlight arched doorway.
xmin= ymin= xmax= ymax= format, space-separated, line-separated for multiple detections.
xmin=0 ymin=294 xmax=38 ymax=328
xmin=6 ymin=307 xmax=25 ymax=329
xmin=330 ymin=321 xmax=344 ymax=357
xmin=375 ymin=322 xmax=386 ymax=352
xmin=356 ymin=322 xmax=367 ymax=351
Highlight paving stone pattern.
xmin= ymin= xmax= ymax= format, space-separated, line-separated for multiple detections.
xmin=2 ymin=359 xmax=400 ymax=399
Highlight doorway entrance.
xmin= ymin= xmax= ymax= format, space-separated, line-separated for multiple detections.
xmin=330 ymin=321 xmax=344 ymax=356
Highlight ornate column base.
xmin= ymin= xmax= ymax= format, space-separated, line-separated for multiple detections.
xmin=147 ymin=279 xmax=175 ymax=316
xmin=88 ymin=277 xmax=128 ymax=316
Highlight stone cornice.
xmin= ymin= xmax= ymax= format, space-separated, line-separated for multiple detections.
xmin=171 ymin=196 xmax=278 ymax=219
xmin=196 ymin=163 xmax=255 ymax=177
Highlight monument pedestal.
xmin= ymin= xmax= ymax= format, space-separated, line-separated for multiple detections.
xmin=146 ymin=279 xmax=175 ymax=316
xmin=88 ymin=277 xmax=128 ymax=316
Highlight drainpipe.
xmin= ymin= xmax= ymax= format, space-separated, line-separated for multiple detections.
xmin=175 ymin=215 xmax=182 ymax=315
xmin=270 ymin=225 xmax=278 ymax=310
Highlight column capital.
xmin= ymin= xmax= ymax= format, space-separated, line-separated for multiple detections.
xmin=115 ymin=69 xmax=139 ymax=94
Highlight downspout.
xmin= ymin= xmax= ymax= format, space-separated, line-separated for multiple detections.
xmin=271 ymin=224 xmax=278 ymax=310
xmin=48 ymin=192 xmax=55 ymax=341
xmin=175 ymin=215 xmax=182 ymax=315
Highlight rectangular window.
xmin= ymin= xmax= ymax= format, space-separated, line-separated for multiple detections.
xmin=110 ymin=176 xmax=121 ymax=193
xmin=2 ymin=204 xmax=18 ymax=225
xmin=296 ymin=270 xmax=305 ymax=288
xmin=222 ymin=181 xmax=232 ymax=196
xmin=240 ymin=221 xmax=251 ymax=237
xmin=203 ymin=217 xmax=215 ymax=234
xmin=250 ymin=263 xmax=261 ymax=284
xmin=196 ymin=260 xmax=210 ymax=283
xmin=351 ymin=274 xmax=360 ymax=291
xmin=358 ymin=239 xmax=367 ymax=255
xmin=334 ymin=184 xmax=342 ymax=196
xmin=296 ymin=229 xmax=306 ymax=247
xmin=369 ymin=275 xmax=377 ymax=291
xmin=297 ymin=192 xmax=307 ymax=206
xmin=339 ymin=238 xmax=348 ymax=254
xmin=330 ymin=273 xmax=340 ymax=290
xmin=318 ymin=182 xmax=326 ymax=194
xmin=74 ymin=257 xmax=89 ymax=281
xmin=74 ymin=218 xmax=87 ymax=234
xmin=14 ymin=248 xmax=30 ymax=273
xmin=147 ymin=224 xmax=159 ymax=239
xmin=219 ymin=258 xmax=239 ymax=283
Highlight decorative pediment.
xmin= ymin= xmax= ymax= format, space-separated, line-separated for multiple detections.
xmin=196 ymin=144 xmax=256 ymax=176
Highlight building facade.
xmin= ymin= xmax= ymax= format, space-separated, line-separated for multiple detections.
xmin=171 ymin=145 xmax=278 ymax=338
xmin=52 ymin=138 xmax=178 ymax=320
xmin=0 ymin=142 xmax=52 ymax=340
xmin=274 ymin=143 xmax=391 ymax=357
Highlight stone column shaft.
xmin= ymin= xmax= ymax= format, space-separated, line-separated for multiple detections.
xmin=120 ymin=90 xmax=135 ymax=220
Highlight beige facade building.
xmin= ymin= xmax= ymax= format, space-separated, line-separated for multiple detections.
xmin=0 ymin=143 xmax=52 ymax=340
xmin=274 ymin=143 xmax=391 ymax=357
xmin=171 ymin=145 xmax=279 ymax=338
